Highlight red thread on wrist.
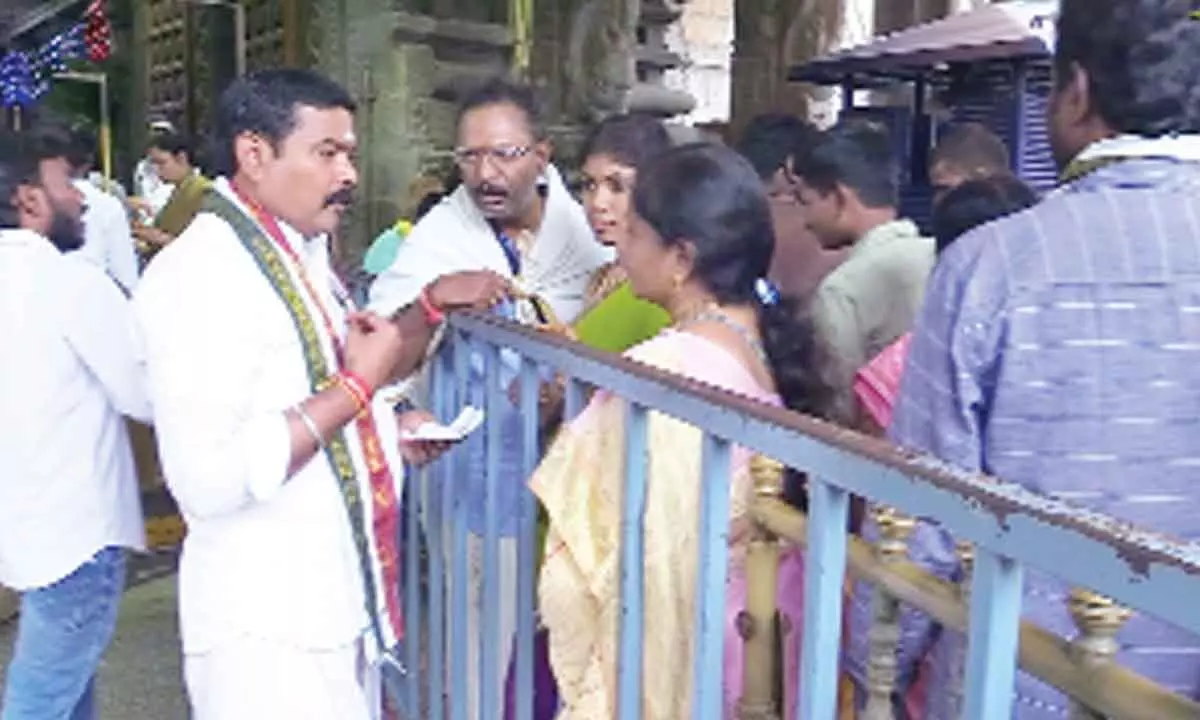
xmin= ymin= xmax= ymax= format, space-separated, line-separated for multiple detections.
xmin=340 ymin=370 xmax=374 ymax=404
xmin=419 ymin=286 xmax=446 ymax=326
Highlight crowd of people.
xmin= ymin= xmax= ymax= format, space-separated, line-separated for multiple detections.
xmin=2 ymin=0 xmax=1200 ymax=718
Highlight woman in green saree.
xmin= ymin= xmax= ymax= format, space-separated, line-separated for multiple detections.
xmin=504 ymin=112 xmax=674 ymax=719
xmin=131 ymin=133 xmax=210 ymax=262
xmin=571 ymin=114 xmax=674 ymax=349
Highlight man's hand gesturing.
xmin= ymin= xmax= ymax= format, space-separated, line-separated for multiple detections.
xmin=344 ymin=311 xmax=406 ymax=390
xmin=426 ymin=271 xmax=513 ymax=311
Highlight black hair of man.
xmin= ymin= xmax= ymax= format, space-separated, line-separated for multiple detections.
xmin=929 ymin=123 xmax=1011 ymax=176
xmin=735 ymin=112 xmax=822 ymax=181
xmin=455 ymin=76 xmax=547 ymax=141
xmin=211 ymin=68 xmax=357 ymax=178
xmin=64 ymin=123 xmax=97 ymax=174
xmin=791 ymin=119 xmax=898 ymax=209
xmin=932 ymin=174 xmax=1038 ymax=255
xmin=0 ymin=128 xmax=72 ymax=228
xmin=1056 ymin=0 xmax=1200 ymax=136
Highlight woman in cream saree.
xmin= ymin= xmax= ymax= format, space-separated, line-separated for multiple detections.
xmin=532 ymin=331 xmax=808 ymax=718
xmin=531 ymin=144 xmax=839 ymax=718
xmin=504 ymin=113 xmax=675 ymax=720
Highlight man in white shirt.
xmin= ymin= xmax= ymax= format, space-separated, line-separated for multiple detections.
xmin=0 ymin=128 xmax=152 ymax=719
xmin=134 ymin=68 xmax=505 ymax=720
xmin=368 ymin=76 xmax=610 ymax=719
xmin=66 ymin=125 xmax=139 ymax=292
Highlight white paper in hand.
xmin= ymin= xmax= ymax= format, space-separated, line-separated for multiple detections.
xmin=399 ymin=406 xmax=485 ymax=443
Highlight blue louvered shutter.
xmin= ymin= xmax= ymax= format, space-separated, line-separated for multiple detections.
xmin=932 ymin=59 xmax=1057 ymax=193
xmin=1015 ymin=60 xmax=1058 ymax=192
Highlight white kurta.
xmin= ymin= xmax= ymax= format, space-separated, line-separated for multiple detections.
xmin=0 ymin=229 xmax=150 ymax=591
xmin=75 ymin=179 xmax=140 ymax=293
xmin=133 ymin=178 xmax=406 ymax=719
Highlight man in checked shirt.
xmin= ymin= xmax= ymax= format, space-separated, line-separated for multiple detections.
xmin=846 ymin=0 xmax=1200 ymax=717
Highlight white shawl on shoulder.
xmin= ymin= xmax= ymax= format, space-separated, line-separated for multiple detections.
xmin=368 ymin=164 xmax=611 ymax=325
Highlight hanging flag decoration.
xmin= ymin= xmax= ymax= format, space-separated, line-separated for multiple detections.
xmin=84 ymin=0 xmax=113 ymax=63
xmin=0 ymin=0 xmax=110 ymax=107
xmin=0 ymin=52 xmax=37 ymax=108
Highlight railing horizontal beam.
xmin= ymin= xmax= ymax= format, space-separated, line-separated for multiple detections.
xmin=751 ymin=497 xmax=1200 ymax=720
xmin=445 ymin=313 xmax=1200 ymax=635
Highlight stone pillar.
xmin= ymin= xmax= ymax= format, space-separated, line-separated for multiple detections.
xmin=632 ymin=0 xmax=696 ymax=117
xmin=544 ymin=0 xmax=695 ymax=174
xmin=729 ymin=0 xmax=846 ymax=138
xmin=812 ymin=0 xmax=875 ymax=126
xmin=308 ymin=1 xmax=514 ymax=259
xmin=559 ymin=0 xmax=640 ymax=123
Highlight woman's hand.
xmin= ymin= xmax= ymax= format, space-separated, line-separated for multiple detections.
xmin=396 ymin=409 xmax=455 ymax=467
xmin=538 ymin=321 xmax=577 ymax=342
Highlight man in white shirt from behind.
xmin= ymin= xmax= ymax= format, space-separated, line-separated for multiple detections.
xmin=66 ymin=125 xmax=139 ymax=293
xmin=0 ymin=129 xmax=152 ymax=719
xmin=133 ymin=68 xmax=500 ymax=720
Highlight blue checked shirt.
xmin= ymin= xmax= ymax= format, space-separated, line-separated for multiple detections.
xmin=847 ymin=158 xmax=1200 ymax=717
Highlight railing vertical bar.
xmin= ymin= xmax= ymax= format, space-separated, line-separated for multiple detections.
xmin=564 ymin=377 xmax=585 ymax=421
xmin=482 ymin=344 xmax=503 ymax=720
xmin=692 ymin=434 xmax=732 ymax=719
xmin=963 ymin=550 xmax=1024 ymax=720
xmin=798 ymin=477 xmax=850 ymax=720
xmin=428 ymin=344 xmax=453 ymax=720
xmin=515 ymin=359 xmax=540 ymax=720
xmin=451 ymin=330 xmax=473 ymax=720
xmin=617 ymin=403 xmax=649 ymax=719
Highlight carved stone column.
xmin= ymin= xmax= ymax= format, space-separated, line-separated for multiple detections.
xmin=729 ymin=0 xmax=845 ymax=137
xmin=630 ymin=0 xmax=695 ymax=117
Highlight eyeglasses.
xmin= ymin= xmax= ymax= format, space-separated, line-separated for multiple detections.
xmin=453 ymin=145 xmax=534 ymax=167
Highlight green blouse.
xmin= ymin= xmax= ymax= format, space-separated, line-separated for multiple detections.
xmin=573 ymin=280 xmax=671 ymax=353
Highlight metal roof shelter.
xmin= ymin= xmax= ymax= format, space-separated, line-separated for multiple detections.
xmin=791 ymin=1 xmax=1057 ymax=84
xmin=789 ymin=1 xmax=1060 ymax=228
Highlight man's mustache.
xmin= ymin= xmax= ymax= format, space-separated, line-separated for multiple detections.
xmin=473 ymin=182 xmax=508 ymax=198
xmin=324 ymin=187 xmax=357 ymax=207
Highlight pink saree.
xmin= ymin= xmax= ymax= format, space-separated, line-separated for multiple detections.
xmin=854 ymin=333 xmax=912 ymax=431
xmin=851 ymin=332 xmax=930 ymax=720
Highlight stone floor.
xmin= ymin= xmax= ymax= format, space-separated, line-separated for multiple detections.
xmin=0 ymin=552 xmax=187 ymax=719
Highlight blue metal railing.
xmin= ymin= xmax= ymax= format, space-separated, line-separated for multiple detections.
xmin=392 ymin=311 xmax=1200 ymax=719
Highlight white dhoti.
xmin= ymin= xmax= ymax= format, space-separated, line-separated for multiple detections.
xmin=184 ymin=637 xmax=376 ymax=720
